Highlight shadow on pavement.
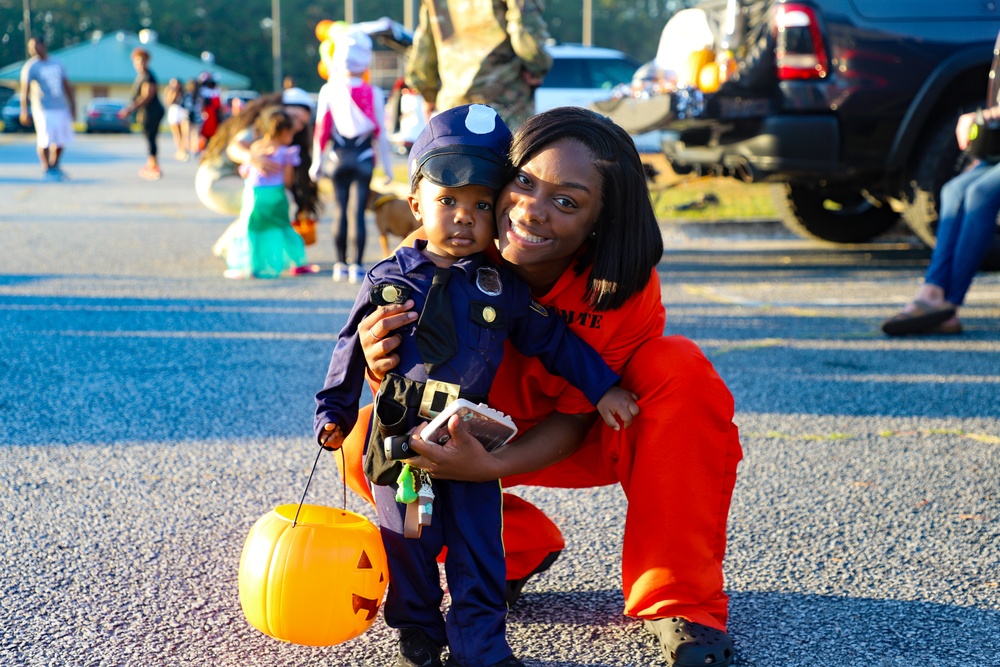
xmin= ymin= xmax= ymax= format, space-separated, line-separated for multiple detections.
xmin=507 ymin=589 xmax=1000 ymax=667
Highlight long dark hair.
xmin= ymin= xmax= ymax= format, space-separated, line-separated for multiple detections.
xmin=510 ymin=107 xmax=663 ymax=311
xmin=201 ymin=93 xmax=320 ymax=215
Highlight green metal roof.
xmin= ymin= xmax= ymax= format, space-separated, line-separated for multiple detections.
xmin=0 ymin=31 xmax=250 ymax=88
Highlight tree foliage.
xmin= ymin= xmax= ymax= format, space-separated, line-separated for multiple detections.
xmin=0 ymin=0 xmax=701 ymax=91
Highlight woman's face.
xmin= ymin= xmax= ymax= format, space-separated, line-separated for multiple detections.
xmin=284 ymin=105 xmax=311 ymax=134
xmin=132 ymin=56 xmax=147 ymax=73
xmin=496 ymin=138 xmax=602 ymax=277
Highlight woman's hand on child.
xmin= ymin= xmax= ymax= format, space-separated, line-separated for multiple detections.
xmin=596 ymin=387 xmax=640 ymax=431
xmin=359 ymin=300 xmax=417 ymax=380
xmin=249 ymin=144 xmax=281 ymax=176
xmin=404 ymin=416 xmax=503 ymax=483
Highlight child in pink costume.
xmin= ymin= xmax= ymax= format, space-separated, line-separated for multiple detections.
xmin=219 ymin=107 xmax=307 ymax=279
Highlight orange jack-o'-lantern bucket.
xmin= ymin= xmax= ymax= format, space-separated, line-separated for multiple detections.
xmin=238 ymin=448 xmax=388 ymax=646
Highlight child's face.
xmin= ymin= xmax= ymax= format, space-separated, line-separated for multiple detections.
xmin=408 ymin=179 xmax=497 ymax=264
xmin=276 ymin=127 xmax=295 ymax=146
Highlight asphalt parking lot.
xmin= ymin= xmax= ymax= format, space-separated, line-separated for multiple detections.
xmin=1 ymin=133 xmax=998 ymax=666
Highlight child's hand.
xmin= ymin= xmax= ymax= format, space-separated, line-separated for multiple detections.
xmin=318 ymin=423 xmax=344 ymax=450
xmin=596 ymin=386 xmax=640 ymax=431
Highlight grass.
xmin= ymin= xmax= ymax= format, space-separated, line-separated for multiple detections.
xmin=642 ymin=154 xmax=779 ymax=222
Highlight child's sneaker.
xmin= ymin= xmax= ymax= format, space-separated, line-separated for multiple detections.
xmin=348 ymin=263 xmax=365 ymax=284
xmin=291 ymin=264 xmax=320 ymax=276
xmin=223 ymin=269 xmax=249 ymax=280
xmin=397 ymin=627 xmax=442 ymax=667
xmin=332 ymin=262 xmax=348 ymax=282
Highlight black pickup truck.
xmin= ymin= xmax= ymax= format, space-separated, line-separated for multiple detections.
xmin=605 ymin=0 xmax=1000 ymax=268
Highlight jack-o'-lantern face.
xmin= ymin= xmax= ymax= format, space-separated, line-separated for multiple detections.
xmin=352 ymin=547 xmax=384 ymax=620
xmin=238 ymin=504 xmax=389 ymax=647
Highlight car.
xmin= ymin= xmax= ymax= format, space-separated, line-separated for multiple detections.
xmin=84 ymin=98 xmax=132 ymax=133
xmin=601 ymin=0 xmax=1000 ymax=267
xmin=1 ymin=97 xmax=31 ymax=133
xmin=387 ymin=43 xmax=661 ymax=153
xmin=538 ymin=44 xmax=662 ymax=152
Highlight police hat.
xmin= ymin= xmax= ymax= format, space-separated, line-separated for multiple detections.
xmin=408 ymin=104 xmax=512 ymax=190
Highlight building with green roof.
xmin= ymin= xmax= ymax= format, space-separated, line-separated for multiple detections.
xmin=0 ymin=31 xmax=251 ymax=122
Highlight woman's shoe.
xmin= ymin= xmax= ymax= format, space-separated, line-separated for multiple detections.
xmin=927 ymin=318 xmax=963 ymax=335
xmin=881 ymin=299 xmax=956 ymax=336
xmin=349 ymin=263 xmax=365 ymax=284
xmin=139 ymin=165 xmax=161 ymax=181
xmin=644 ymin=617 xmax=735 ymax=667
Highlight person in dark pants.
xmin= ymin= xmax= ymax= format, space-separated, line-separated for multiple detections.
xmin=120 ymin=48 xmax=165 ymax=180
xmin=310 ymin=30 xmax=394 ymax=284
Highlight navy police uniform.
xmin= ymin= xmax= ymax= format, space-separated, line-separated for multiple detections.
xmin=313 ymin=105 xmax=620 ymax=667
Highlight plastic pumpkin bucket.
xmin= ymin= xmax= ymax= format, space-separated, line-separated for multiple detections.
xmin=238 ymin=503 xmax=388 ymax=646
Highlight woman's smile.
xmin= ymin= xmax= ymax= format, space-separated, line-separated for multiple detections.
xmin=506 ymin=219 xmax=549 ymax=245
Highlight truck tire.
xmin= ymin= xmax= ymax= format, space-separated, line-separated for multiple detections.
xmin=772 ymin=182 xmax=900 ymax=243
xmin=901 ymin=112 xmax=1000 ymax=271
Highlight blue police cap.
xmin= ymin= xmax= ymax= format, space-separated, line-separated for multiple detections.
xmin=408 ymin=104 xmax=513 ymax=191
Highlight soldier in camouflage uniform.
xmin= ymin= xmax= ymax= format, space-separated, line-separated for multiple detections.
xmin=405 ymin=0 xmax=552 ymax=130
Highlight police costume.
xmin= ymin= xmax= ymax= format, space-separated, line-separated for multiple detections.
xmin=314 ymin=105 xmax=620 ymax=667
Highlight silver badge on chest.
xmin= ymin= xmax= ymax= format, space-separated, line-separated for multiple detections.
xmin=475 ymin=266 xmax=503 ymax=296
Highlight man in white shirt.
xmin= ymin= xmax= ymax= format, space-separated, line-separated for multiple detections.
xmin=20 ymin=37 xmax=76 ymax=181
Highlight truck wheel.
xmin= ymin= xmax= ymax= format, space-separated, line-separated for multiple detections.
xmin=772 ymin=183 xmax=900 ymax=243
xmin=901 ymin=113 xmax=1000 ymax=271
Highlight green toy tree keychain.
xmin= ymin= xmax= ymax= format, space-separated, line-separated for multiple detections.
xmin=395 ymin=463 xmax=418 ymax=504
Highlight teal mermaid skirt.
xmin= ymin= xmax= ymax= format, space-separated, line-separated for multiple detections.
xmin=224 ymin=185 xmax=306 ymax=278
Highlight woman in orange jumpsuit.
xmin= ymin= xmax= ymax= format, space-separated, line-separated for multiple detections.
xmin=332 ymin=106 xmax=742 ymax=667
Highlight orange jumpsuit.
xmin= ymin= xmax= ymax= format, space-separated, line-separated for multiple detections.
xmin=336 ymin=256 xmax=742 ymax=631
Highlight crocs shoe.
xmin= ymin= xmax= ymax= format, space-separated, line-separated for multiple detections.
xmin=644 ymin=617 xmax=735 ymax=667
xmin=397 ymin=627 xmax=442 ymax=667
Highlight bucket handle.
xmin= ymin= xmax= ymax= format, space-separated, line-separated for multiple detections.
xmin=292 ymin=445 xmax=348 ymax=528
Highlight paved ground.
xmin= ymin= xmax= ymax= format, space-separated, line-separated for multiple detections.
xmin=1 ymin=133 xmax=998 ymax=666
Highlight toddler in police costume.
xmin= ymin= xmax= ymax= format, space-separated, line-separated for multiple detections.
xmin=314 ymin=104 xmax=639 ymax=667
